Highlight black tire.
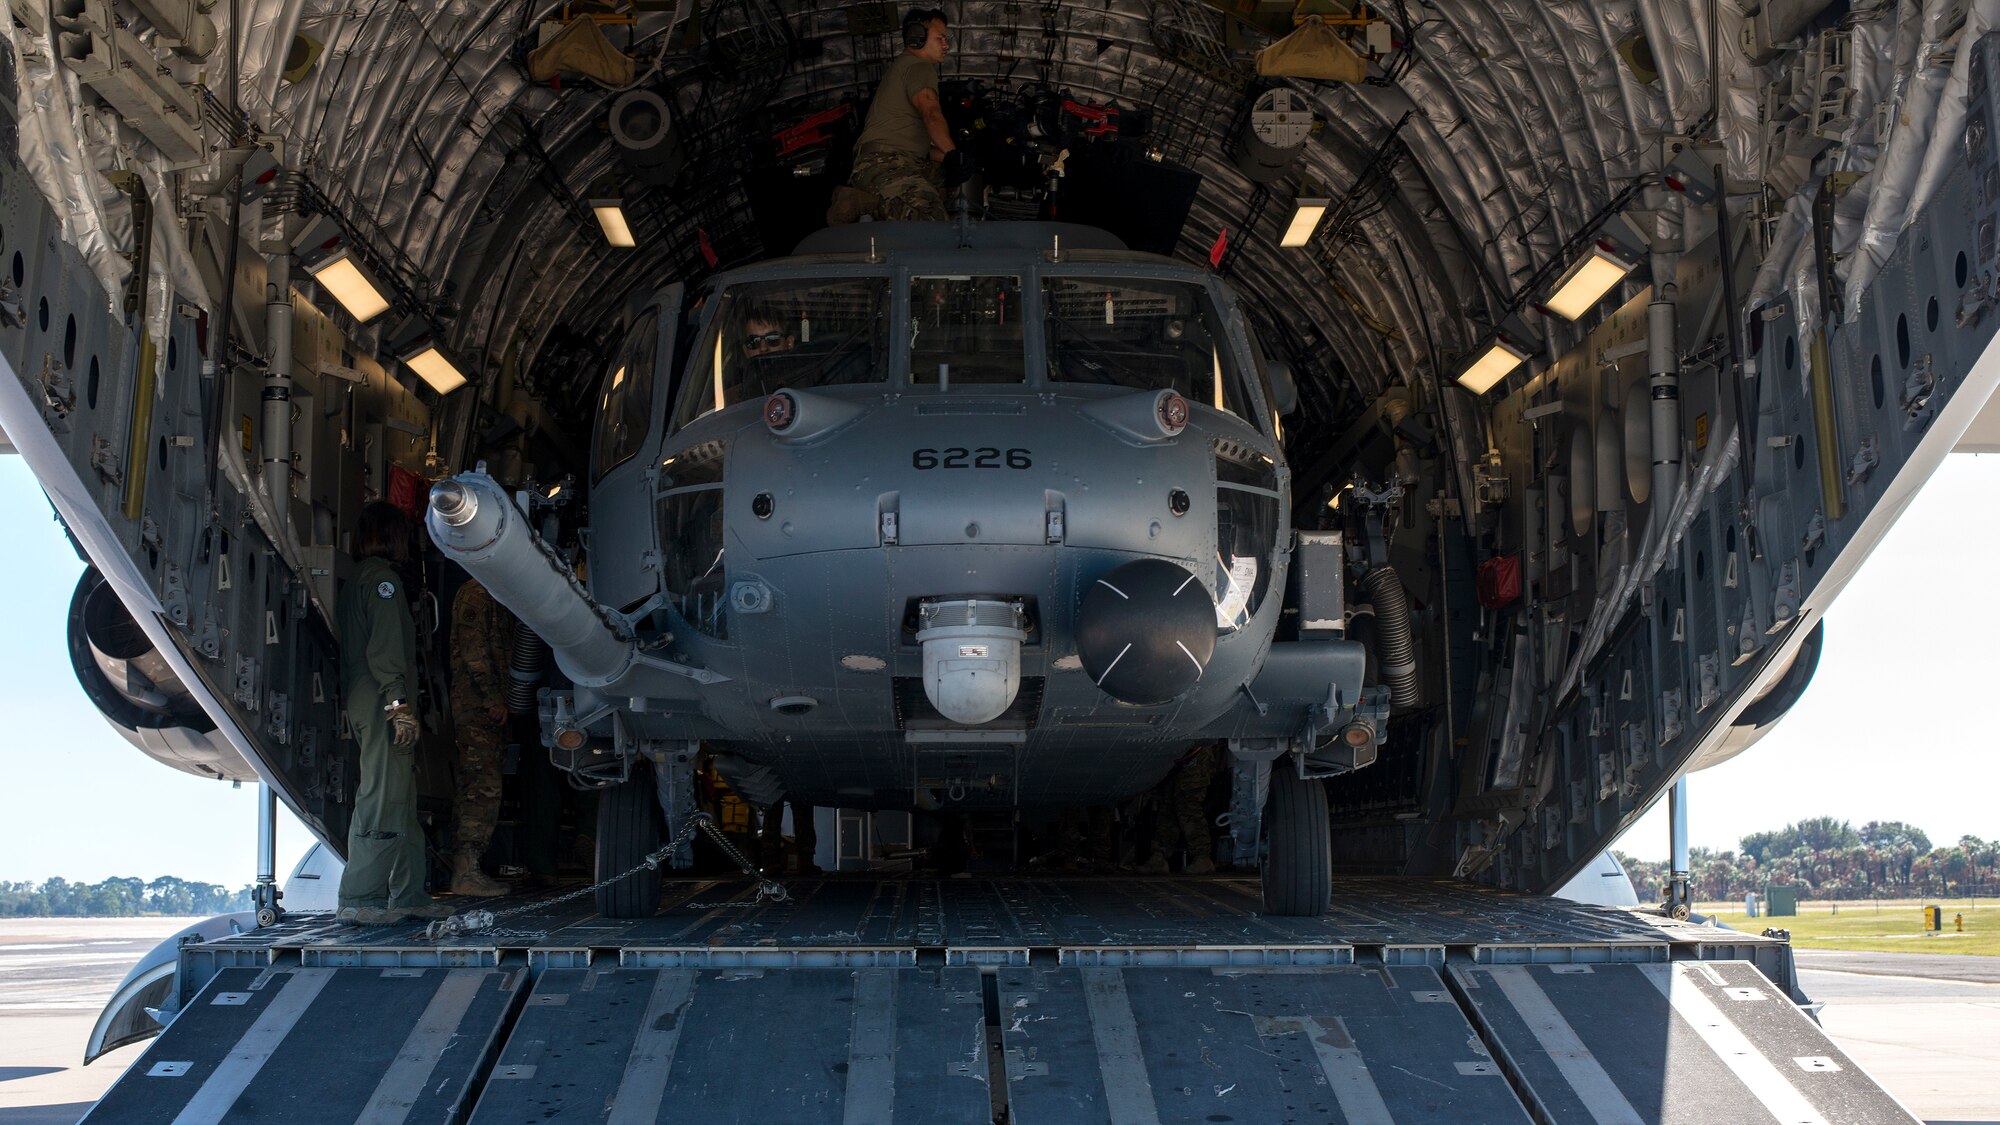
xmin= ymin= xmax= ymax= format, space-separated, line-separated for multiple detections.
xmin=1261 ymin=765 xmax=1331 ymax=917
xmin=595 ymin=761 xmax=663 ymax=919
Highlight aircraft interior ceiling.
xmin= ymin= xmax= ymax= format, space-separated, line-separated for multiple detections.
xmin=20 ymin=0 xmax=1972 ymax=472
xmin=285 ymin=0 xmax=1675 ymax=421
xmin=5 ymin=0 xmax=1997 ymax=896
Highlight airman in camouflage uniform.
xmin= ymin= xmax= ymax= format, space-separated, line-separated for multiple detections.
xmin=1139 ymin=744 xmax=1223 ymax=875
xmin=848 ymin=151 xmax=948 ymax=222
xmin=448 ymin=577 xmax=513 ymax=896
xmin=838 ymin=8 xmax=958 ymax=223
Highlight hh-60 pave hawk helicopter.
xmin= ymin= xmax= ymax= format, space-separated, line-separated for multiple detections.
xmin=428 ymin=220 xmax=1386 ymax=917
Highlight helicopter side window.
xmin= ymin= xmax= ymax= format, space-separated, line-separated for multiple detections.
xmin=592 ymin=309 xmax=660 ymax=480
xmin=1214 ymin=480 xmax=1279 ymax=632
xmin=909 ymin=275 xmax=1025 ymax=385
xmin=657 ymin=441 xmax=729 ymax=640
xmin=673 ymin=278 xmax=889 ymax=430
xmin=1044 ymin=278 xmax=1258 ymax=424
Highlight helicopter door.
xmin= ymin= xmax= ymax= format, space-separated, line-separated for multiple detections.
xmin=589 ymin=285 xmax=682 ymax=613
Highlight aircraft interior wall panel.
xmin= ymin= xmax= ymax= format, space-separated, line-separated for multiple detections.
xmin=0 ymin=160 xmax=41 ymax=365
xmin=1493 ymin=40 xmax=2000 ymax=894
xmin=0 ymin=99 xmax=369 ymax=846
xmin=1840 ymin=330 xmax=1888 ymax=510
xmin=1562 ymin=705 xmax=1588 ymax=829
xmin=22 ymin=218 xmax=114 ymax=548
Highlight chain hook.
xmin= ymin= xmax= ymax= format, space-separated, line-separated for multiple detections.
xmin=421 ymin=808 xmax=787 ymax=940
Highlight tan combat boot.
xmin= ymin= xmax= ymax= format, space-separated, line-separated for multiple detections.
xmin=451 ymin=851 xmax=511 ymax=896
xmin=338 ymin=906 xmax=407 ymax=926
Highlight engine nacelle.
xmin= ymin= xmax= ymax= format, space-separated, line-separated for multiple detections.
xmin=67 ymin=569 xmax=251 ymax=782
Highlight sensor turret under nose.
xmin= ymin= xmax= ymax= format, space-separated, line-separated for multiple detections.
xmin=915 ymin=598 xmax=1028 ymax=725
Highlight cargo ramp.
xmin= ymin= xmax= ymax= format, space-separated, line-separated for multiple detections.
xmin=83 ymin=877 xmax=1917 ymax=1124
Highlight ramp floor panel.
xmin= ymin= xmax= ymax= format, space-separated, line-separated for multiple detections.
xmin=122 ymin=880 xmax=1921 ymax=1125
xmin=199 ymin=872 xmax=1768 ymax=968
xmin=600 ymin=877 xmax=1693 ymax=950
xmin=468 ymin=966 xmax=992 ymax=1124
xmin=997 ymin=962 xmax=1532 ymax=1124
xmin=84 ymin=964 xmax=524 ymax=1124
xmin=211 ymin=878 xmax=1733 ymax=965
xmin=1448 ymin=960 xmax=1920 ymax=1125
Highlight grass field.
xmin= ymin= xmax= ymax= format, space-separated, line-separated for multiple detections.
xmin=1703 ymin=902 xmax=2000 ymax=955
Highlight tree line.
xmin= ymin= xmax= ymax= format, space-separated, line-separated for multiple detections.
xmin=1616 ymin=817 xmax=2000 ymax=902
xmin=0 ymin=876 xmax=256 ymax=917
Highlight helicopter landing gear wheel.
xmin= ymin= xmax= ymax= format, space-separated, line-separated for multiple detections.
xmin=596 ymin=759 xmax=664 ymax=919
xmin=1260 ymin=764 xmax=1331 ymax=917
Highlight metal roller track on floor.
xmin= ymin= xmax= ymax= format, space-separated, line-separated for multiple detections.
xmin=78 ymin=878 xmax=1918 ymax=1123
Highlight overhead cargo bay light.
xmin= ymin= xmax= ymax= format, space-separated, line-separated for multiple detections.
xmin=1545 ymin=241 xmax=1637 ymax=321
xmin=304 ymin=249 xmax=391 ymax=323
xmin=591 ymin=192 xmax=636 ymax=248
xmin=1455 ymin=336 xmax=1531 ymax=395
xmin=402 ymin=342 xmax=469 ymax=395
xmin=1280 ymin=192 xmax=1331 ymax=248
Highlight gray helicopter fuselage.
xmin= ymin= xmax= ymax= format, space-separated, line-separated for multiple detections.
xmin=550 ymin=223 xmax=1358 ymax=810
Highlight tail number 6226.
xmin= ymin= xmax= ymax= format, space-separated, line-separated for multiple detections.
xmin=912 ymin=447 xmax=1033 ymax=470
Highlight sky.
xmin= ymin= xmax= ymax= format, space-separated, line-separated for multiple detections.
xmin=0 ymin=455 xmax=313 ymax=887
xmin=1616 ymin=451 xmax=2000 ymax=860
xmin=0 ymin=452 xmax=1996 ymax=886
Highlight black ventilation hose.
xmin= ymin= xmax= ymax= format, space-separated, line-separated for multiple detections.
xmin=1361 ymin=567 xmax=1419 ymax=709
xmin=507 ymin=619 xmax=549 ymax=716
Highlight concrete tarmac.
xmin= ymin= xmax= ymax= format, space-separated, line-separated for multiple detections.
xmin=1797 ymin=948 xmax=2000 ymax=985
xmin=1 ymin=918 xmax=1996 ymax=1123
xmin=0 ymin=918 xmax=186 ymax=1124
xmin=1798 ymin=952 xmax=2000 ymax=1124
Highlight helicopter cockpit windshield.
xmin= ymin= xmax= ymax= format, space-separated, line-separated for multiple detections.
xmin=1043 ymin=277 xmax=1255 ymax=423
xmin=675 ymin=276 xmax=890 ymax=429
xmin=910 ymin=275 xmax=1025 ymax=385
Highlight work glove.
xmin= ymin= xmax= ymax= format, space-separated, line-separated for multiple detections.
xmin=386 ymin=702 xmax=420 ymax=747
xmin=942 ymin=149 xmax=976 ymax=187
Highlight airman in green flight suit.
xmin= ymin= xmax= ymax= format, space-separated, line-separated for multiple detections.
xmin=336 ymin=501 xmax=451 ymax=925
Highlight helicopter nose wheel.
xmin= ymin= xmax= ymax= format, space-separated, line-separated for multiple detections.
xmin=1260 ymin=763 xmax=1332 ymax=917
xmin=595 ymin=758 xmax=665 ymax=919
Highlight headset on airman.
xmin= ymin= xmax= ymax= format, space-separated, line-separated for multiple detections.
xmin=903 ymin=8 xmax=946 ymax=50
